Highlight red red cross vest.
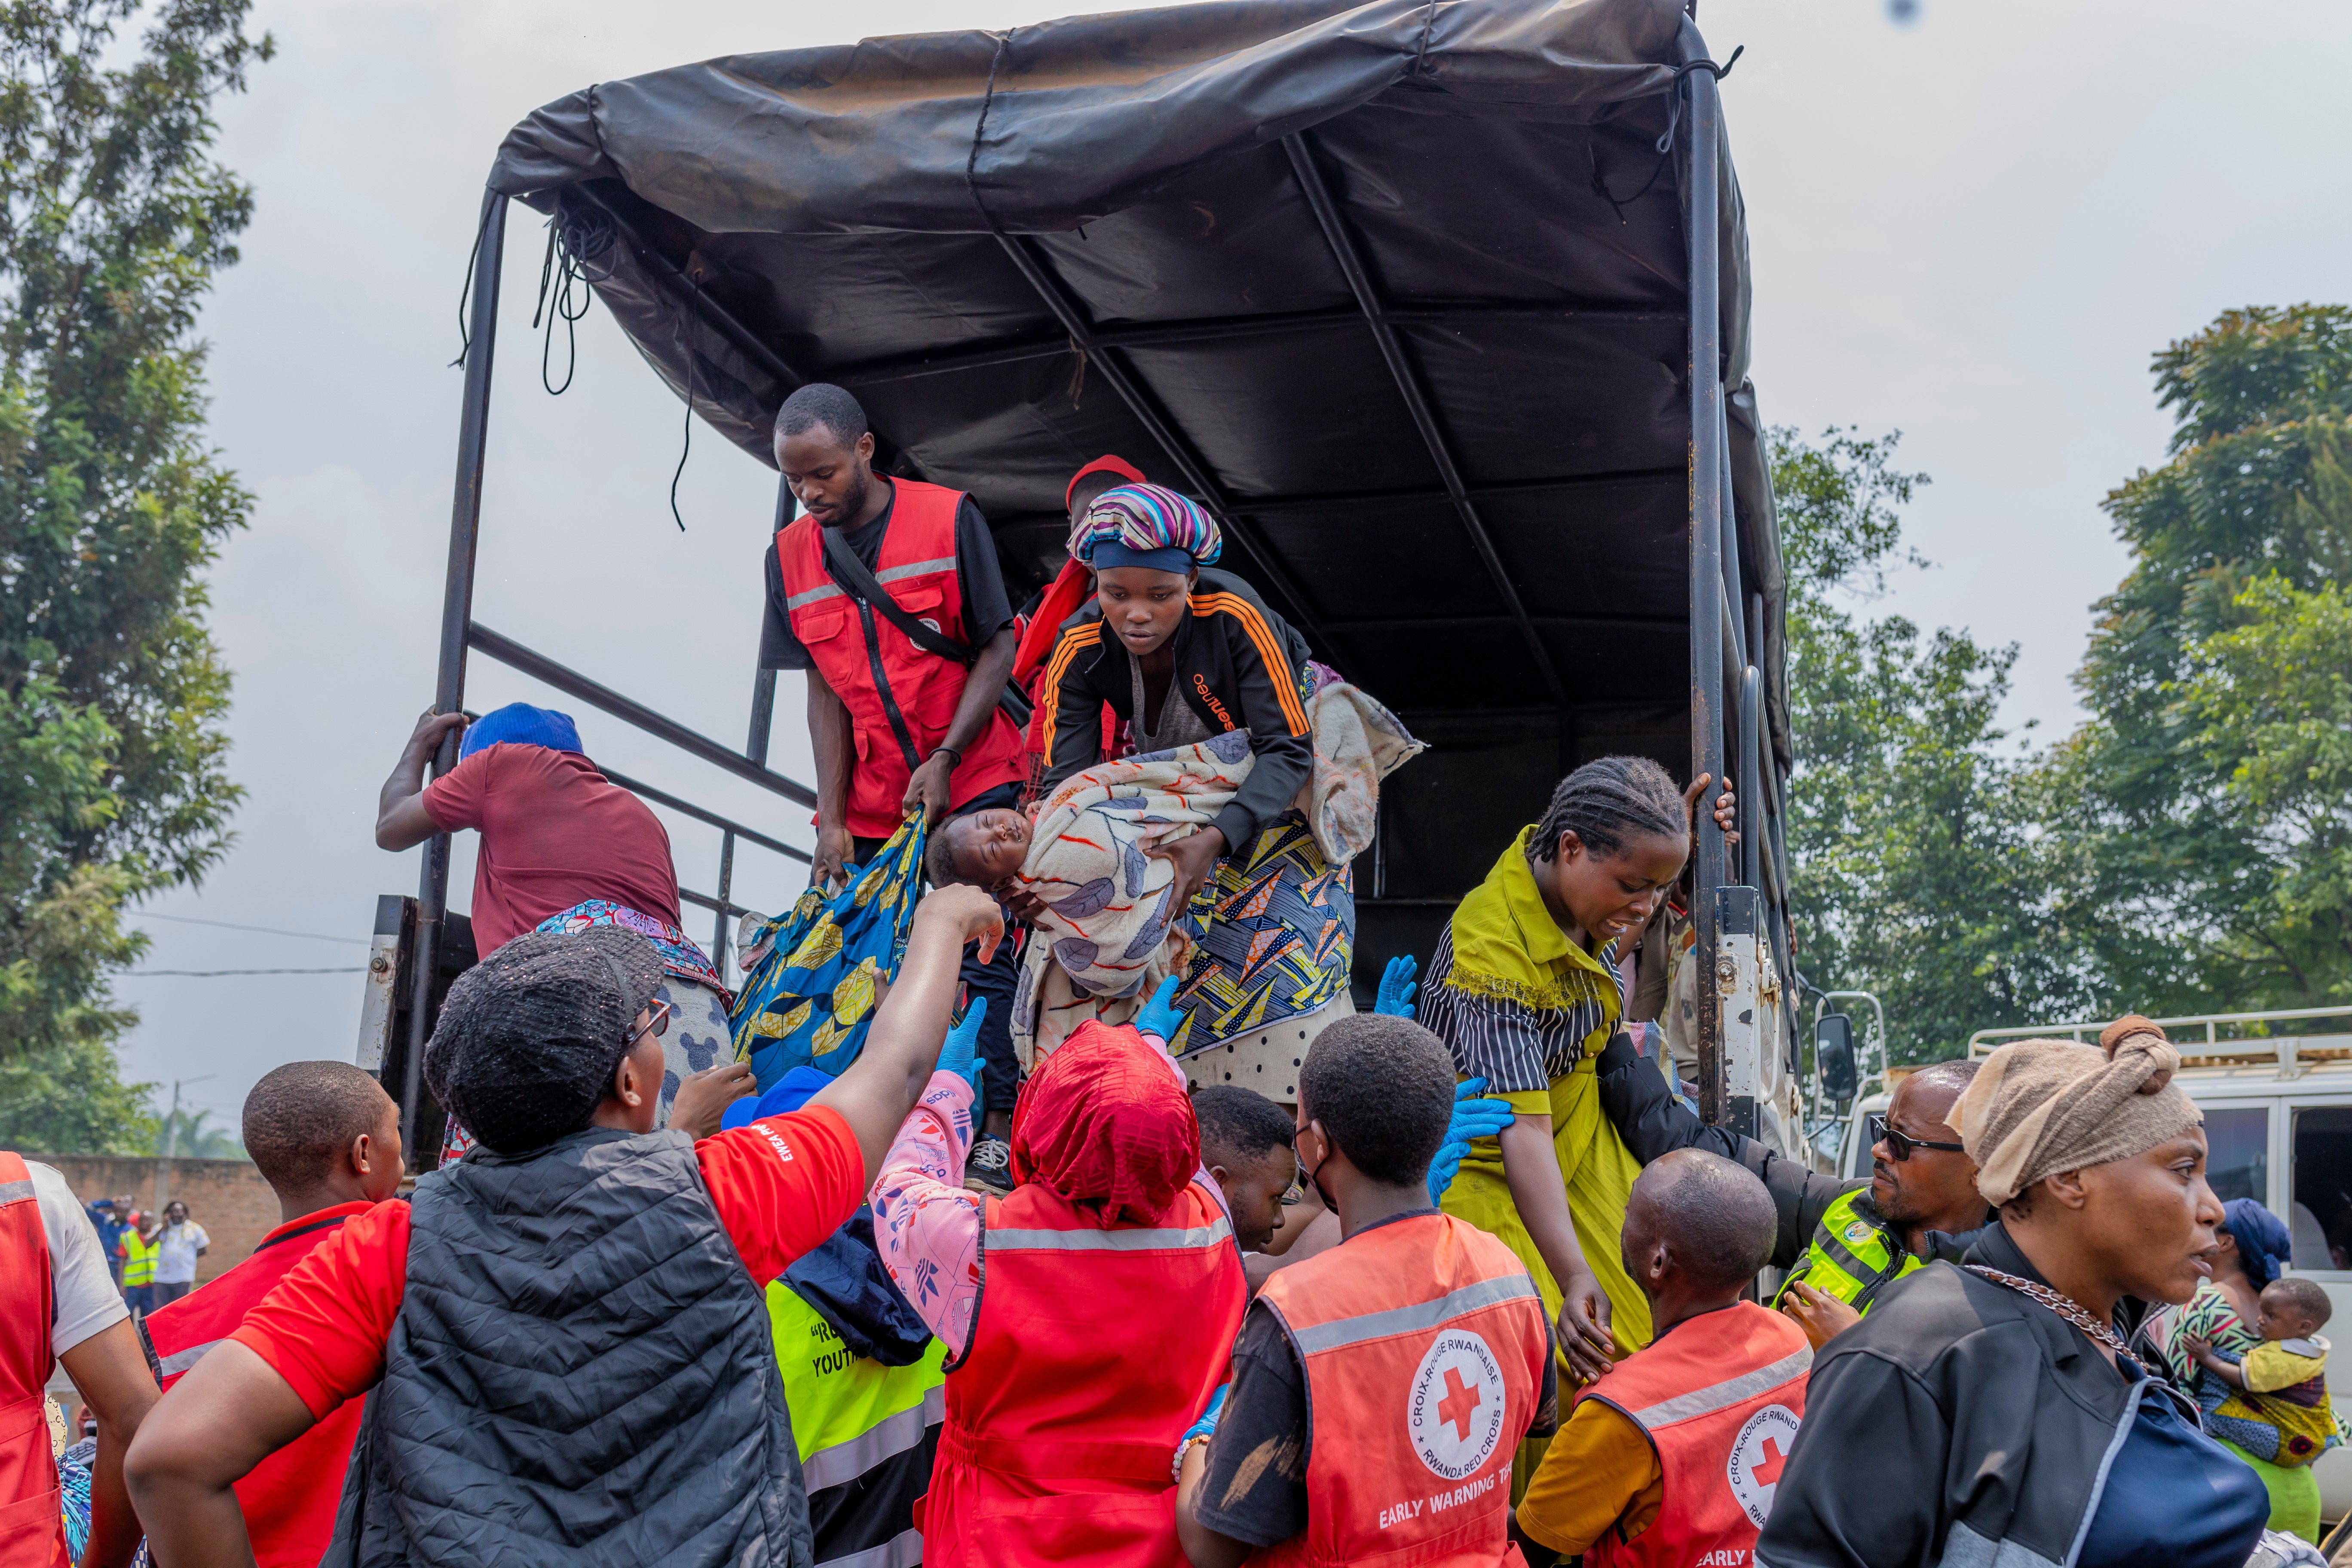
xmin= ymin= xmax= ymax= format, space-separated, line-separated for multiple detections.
xmin=1251 ymin=1213 xmax=1549 ymax=1568
xmin=0 ymin=1153 xmax=70 ymax=1568
xmin=1574 ymin=1302 xmax=1811 ymax=1568
xmin=919 ymin=1177 xmax=1247 ymax=1568
xmin=776 ymin=479 xmax=1028 ymax=839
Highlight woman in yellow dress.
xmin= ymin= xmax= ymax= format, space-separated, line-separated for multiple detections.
xmin=1424 ymin=757 xmax=1733 ymax=1422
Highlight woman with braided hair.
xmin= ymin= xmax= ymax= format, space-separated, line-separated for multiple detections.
xmin=1758 ymin=1017 xmax=2321 ymax=1568
xmin=1422 ymin=756 xmax=1734 ymax=1427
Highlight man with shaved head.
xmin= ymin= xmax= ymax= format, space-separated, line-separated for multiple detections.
xmin=139 ymin=1061 xmax=407 ymax=1568
xmin=1515 ymin=1151 xmax=1809 ymax=1566
xmin=1595 ymin=1035 xmax=1990 ymax=1348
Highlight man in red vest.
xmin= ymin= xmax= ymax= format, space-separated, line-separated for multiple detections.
xmin=764 ymin=381 xmax=1030 ymax=1177
xmin=1175 ymin=1013 xmax=1555 ymax=1568
xmin=139 ymin=1061 xmax=405 ymax=1568
xmin=0 ymin=1151 xmax=159 ymax=1568
xmin=1514 ymin=1148 xmax=1808 ymax=1566
xmin=867 ymin=980 xmax=1247 ymax=1567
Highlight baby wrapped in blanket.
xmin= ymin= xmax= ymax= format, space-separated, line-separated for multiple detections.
xmin=931 ymin=679 xmax=1421 ymax=1075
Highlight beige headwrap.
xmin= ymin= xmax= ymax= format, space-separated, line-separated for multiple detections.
xmin=1948 ymin=1016 xmax=2202 ymax=1207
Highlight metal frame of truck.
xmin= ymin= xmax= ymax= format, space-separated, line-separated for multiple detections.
xmin=365 ymin=0 xmax=1801 ymax=1166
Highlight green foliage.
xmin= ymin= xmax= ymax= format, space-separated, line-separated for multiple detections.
xmin=0 ymin=2 xmax=267 ymax=1146
xmin=1776 ymin=427 xmax=2084 ymax=1062
xmin=0 ymin=1036 xmax=155 ymax=1153
xmin=2178 ymin=575 xmax=2352 ymax=1000
xmin=2044 ymin=306 xmax=2352 ymax=1014
xmin=152 ymin=1104 xmax=241 ymax=1158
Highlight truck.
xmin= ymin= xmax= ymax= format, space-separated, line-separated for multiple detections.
xmin=356 ymin=0 xmax=1805 ymax=1176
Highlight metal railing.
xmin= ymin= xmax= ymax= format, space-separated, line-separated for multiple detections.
xmin=400 ymin=192 xmax=816 ymax=1158
xmin=1969 ymin=1006 xmax=2352 ymax=1068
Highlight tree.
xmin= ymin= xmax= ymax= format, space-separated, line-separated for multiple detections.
xmin=2043 ymin=305 xmax=2352 ymax=1014
xmin=2178 ymin=575 xmax=2352 ymax=1001
xmin=1775 ymin=428 xmax=2083 ymax=1062
xmin=152 ymin=1104 xmax=241 ymax=1159
xmin=0 ymin=1 xmax=268 ymax=1148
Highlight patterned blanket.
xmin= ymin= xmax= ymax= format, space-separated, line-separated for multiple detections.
xmin=729 ymin=812 xmax=928 ymax=1089
xmin=1009 ymin=682 xmax=1419 ymax=1064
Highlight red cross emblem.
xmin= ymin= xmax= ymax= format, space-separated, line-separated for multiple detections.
xmin=1436 ymin=1365 xmax=1484 ymax=1441
xmin=1751 ymin=1434 xmax=1788 ymax=1488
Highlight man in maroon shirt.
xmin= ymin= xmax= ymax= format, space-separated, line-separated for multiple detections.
xmin=378 ymin=702 xmax=736 ymax=1146
xmin=375 ymin=702 xmax=680 ymax=955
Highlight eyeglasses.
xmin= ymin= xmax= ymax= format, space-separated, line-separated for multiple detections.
xmin=628 ymin=998 xmax=674 ymax=1047
xmin=1869 ymin=1112 xmax=1965 ymax=1162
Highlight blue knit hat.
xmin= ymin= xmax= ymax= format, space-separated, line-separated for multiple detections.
xmin=459 ymin=702 xmax=584 ymax=760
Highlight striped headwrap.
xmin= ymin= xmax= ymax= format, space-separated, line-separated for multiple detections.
xmin=1070 ymin=483 xmax=1222 ymax=572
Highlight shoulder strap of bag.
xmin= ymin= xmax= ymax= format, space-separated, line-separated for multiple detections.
xmin=821 ymin=526 xmax=976 ymax=664
xmin=820 ymin=524 xmax=1035 ymax=728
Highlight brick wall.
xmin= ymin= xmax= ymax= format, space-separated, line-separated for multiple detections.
xmin=31 ymin=1155 xmax=281 ymax=1286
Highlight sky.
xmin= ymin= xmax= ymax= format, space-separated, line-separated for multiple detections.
xmin=109 ymin=0 xmax=2352 ymax=1136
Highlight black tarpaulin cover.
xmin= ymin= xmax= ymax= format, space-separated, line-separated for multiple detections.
xmin=488 ymin=0 xmax=1785 ymax=907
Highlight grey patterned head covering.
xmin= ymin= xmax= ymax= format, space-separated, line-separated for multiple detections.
xmin=425 ymin=926 xmax=664 ymax=1155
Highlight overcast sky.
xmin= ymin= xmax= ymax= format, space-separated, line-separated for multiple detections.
xmin=112 ymin=0 xmax=2352 ymax=1136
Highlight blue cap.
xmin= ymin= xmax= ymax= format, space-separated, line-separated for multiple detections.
xmin=459 ymin=702 xmax=584 ymax=760
xmin=720 ymin=1065 xmax=834 ymax=1130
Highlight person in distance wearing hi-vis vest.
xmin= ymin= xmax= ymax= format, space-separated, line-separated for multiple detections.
xmin=1592 ymin=1038 xmax=1991 ymax=1348
xmin=1514 ymin=1150 xmax=1810 ymax=1566
xmin=1174 ymin=1013 xmax=1555 ymax=1568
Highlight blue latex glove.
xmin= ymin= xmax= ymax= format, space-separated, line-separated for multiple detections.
xmin=938 ymin=997 xmax=987 ymax=1094
xmin=1375 ymin=954 xmax=1419 ymax=1018
xmin=1427 ymin=1140 xmax=1472 ymax=1207
xmin=1429 ymin=1078 xmax=1515 ymax=1205
xmin=1136 ymin=975 xmax=1188 ymax=1045
xmin=1182 ymin=1383 xmax=1230 ymax=1445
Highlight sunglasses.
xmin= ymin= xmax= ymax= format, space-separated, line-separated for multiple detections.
xmin=1869 ymin=1112 xmax=1965 ymax=1162
xmin=627 ymin=998 xmax=674 ymax=1048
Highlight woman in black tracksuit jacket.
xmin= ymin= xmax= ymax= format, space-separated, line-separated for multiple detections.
xmin=1038 ymin=484 xmax=1312 ymax=910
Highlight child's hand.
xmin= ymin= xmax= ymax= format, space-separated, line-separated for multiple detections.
xmin=2183 ymin=1333 xmax=2211 ymax=1360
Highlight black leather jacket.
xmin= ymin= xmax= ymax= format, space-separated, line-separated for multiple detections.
xmin=1039 ymin=567 xmax=1314 ymax=853
xmin=1589 ymin=1032 xmax=1987 ymax=1271
xmin=1758 ymin=1225 xmax=2188 ymax=1568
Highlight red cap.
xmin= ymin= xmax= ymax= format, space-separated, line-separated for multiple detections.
xmin=1065 ymin=454 xmax=1145 ymax=509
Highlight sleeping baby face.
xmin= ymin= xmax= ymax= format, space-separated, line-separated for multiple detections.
xmin=943 ymin=808 xmax=1033 ymax=888
xmin=2255 ymin=1279 xmax=2330 ymax=1343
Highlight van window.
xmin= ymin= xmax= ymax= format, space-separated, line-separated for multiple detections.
xmin=2289 ymin=1106 xmax=2352 ymax=1271
xmin=2201 ymin=1106 xmax=2267 ymax=1206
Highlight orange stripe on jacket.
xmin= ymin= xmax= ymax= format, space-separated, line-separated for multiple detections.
xmin=1038 ymin=622 xmax=1104 ymax=764
xmin=1190 ymin=594 xmax=1309 ymax=735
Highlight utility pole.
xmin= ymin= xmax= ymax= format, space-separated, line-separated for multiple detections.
xmin=152 ymin=1074 xmax=215 ymax=1213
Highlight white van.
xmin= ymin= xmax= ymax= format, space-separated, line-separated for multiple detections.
xmin=1829 ymin=1008 xmax=2352 ymax=1519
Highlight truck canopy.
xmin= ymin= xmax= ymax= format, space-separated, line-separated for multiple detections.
xmin=483 ymin=0 xmax=1786 ymax=971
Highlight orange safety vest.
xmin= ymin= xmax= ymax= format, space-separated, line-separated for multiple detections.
xmin=920 ymin=1177 xmax=1247 ymax=1568
xmin=1574 ymin=1302 xmax=1811 ymax=1568
xmin=1252 ymin=1213 xmax=1550 ymax=1568
xmin=0 ymin=1152 xmax=70 ymax=1568
xmin=776 ymin=478 xmax=1028 ymax=839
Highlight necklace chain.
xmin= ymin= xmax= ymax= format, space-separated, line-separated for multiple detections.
xmin=1963 ymin=1265 xmax=2129 ymax=1353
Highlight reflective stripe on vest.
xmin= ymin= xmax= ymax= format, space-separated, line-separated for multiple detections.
xmin=1250 ymin=1213 xmax=1550 ymax=1568
xmin=119 ymin=1231 xmax=158 ymax=1286
xmin=1775 ymin=1187 xmax=1917 ymax=1312
xmin=925 ymin=1177 xmax=1246 ymax=1568
xmin=984 ymin=1216 xmax=1233 ymax=1253
xmin=1577 ymin=1303 xmax=1811 ymax=1568
xmin=0 ymin=1152 xmax=70 ymax=1568
xmin=766 ymin=1277 xmax=946 ymax=1508
xmin=774 ymin=479 xmax=1028 ymax=840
